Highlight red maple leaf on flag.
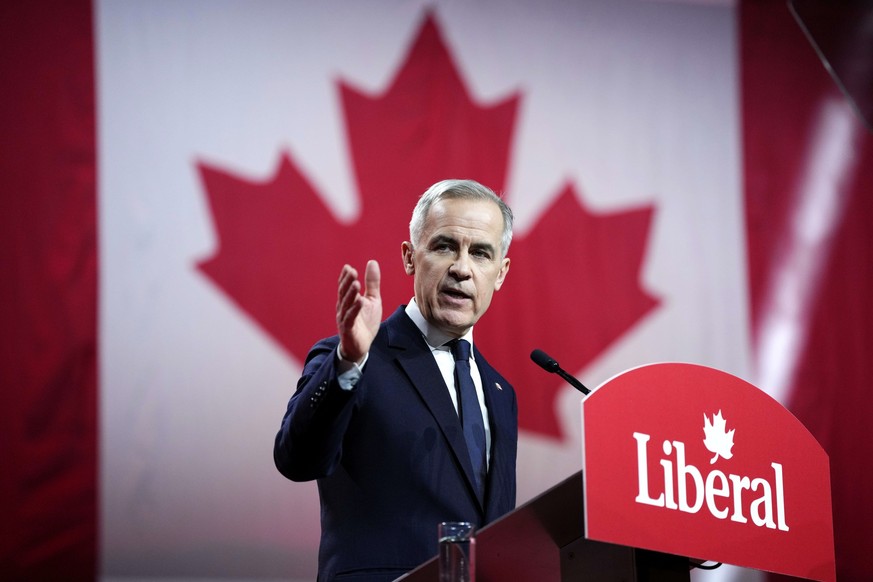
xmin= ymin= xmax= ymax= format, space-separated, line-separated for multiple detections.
xmin=196 ymin=13 xmax=658 ymax=440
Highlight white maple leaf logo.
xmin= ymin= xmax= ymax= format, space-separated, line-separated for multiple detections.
xmin=703 ymin=410 xmax=735 ymax=464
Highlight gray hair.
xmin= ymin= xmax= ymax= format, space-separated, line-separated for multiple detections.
xmin=409 ymin=179 xmax=514 ymax=258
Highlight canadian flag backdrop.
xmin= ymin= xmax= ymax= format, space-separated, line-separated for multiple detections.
xmin=2 ymin=1 xmax=871 ymax=581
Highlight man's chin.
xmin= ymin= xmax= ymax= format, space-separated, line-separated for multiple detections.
xmin=432 ymin=308 xmax=476 ymax=336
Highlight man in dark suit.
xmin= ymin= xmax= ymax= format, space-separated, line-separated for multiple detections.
xmin=274 ymin=179 xmax=517 ymax=581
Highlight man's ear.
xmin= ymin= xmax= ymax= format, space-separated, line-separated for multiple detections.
xmin=401 ymin=241 xmax=415 ymax=275
xmin=494 ymin=257 xmax=510 ymax=291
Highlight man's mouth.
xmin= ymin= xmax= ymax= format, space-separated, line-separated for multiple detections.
xmin=440 ymin=287 xmax=471 ymax=302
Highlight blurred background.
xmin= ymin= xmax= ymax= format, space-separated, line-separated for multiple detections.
xmin=2 ymin=0 xmax=871 ymax=580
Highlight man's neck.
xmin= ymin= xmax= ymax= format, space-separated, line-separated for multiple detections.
xmin=405 ymin=299 xmax=474 ymax=350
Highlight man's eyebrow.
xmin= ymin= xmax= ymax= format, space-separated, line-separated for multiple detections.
xmin=470 ymin=241 xmax=497 ymax=253
xmin=427 ymin=234 xmax=497 ymax=255
xmin=428 ymin=234 xmax=458 ymax=247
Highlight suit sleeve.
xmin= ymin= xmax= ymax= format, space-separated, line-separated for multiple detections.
xmin=273 ymin=336 xmax=360 ymax=482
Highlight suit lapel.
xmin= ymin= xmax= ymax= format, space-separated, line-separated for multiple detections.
xmin=476 ymin=346 xmax=515 ymax=517
xmin=385 ymin=308 xmax=485 ymax=513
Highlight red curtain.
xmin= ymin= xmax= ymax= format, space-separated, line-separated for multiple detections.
xmin=0 ymin=1 xmax=98 ymax=578
xmin=742 ymin=1 xmax=873 ymax=580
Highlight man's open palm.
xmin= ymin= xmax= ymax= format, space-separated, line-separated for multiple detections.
xmin=336 ymin=260 xmax=382 ymax=363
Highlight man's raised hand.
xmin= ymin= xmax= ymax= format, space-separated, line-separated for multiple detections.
xmin=336 ymin=260 xmax=382 ymax=363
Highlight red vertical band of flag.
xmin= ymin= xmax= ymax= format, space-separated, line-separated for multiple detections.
xmin=741 ymin=1 xmax=873 ymax=579
xmin=0 ymin=1 xmax=98 ymax=578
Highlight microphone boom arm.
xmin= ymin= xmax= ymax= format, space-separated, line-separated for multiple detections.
xmin=530 ymin=349 xmax=591 ymax=395
xmin=556 ymin=368 xmax=590 ymax=395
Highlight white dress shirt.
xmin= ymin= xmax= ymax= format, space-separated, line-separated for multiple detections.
xmin=334 ymin=300 xmax=493 ymax=466
xmin=405 ymin=300 xmax=492 ymax=466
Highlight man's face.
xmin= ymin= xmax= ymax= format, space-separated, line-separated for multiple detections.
xmin=402 ymin=197 xmax=510 ymax=337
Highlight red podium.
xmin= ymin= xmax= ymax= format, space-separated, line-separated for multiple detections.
xmin=399 ymin=363 xmax=835 ymax=582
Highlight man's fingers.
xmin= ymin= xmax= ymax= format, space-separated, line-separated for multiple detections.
xmin=364 ymin=260 xmax=381 ymax=299
xmin=337 ymin=265 xmax=357 ymax=300
xmin=339 ymin=296 xmax=363 ymax=329
xmin=335 ymin=261 xmax=380 ymax=362
xmin=337 ymin=278 xmax=361 ymax=318
xmin=337 ymin=264 xmax=361 ymax=315
xmin=336 ymin=261 xmax=379 ymax=330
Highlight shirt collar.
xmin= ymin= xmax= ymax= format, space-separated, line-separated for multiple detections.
xmin=405 ymin=299 xmax=474 ymax=353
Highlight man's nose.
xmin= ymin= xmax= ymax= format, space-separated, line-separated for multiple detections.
xmin=449 ymin=251 xmax=473 ymax=279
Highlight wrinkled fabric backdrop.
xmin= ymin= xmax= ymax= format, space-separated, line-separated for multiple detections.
xmin=2 ymin=1 xmax=871 ymax=580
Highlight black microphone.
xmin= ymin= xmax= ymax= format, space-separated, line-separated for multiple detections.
xmin=530 ymin=349 xmax=590 ymax=395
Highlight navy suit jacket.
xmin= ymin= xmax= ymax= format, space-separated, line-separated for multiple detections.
xmin=274 ymin=307 xmax=518 ymax=581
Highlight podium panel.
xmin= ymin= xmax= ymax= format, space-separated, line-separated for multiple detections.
xmin=582 ymin=363 xmax=835 ymax=582
xmin=401 ymin=362 xmax=835 ymax=582
xmin=398 ymin=471 xmax=690 ymax=582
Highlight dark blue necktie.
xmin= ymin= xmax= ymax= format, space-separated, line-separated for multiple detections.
xmin=449 ymin=339 xmax=487 ymax=501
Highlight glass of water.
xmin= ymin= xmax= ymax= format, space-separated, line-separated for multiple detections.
xmin=438 ymin=521 xmax=476 ymax=582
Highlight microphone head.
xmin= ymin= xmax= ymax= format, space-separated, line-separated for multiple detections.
xmin=530 ymin=349 xmax=559 ymax=373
